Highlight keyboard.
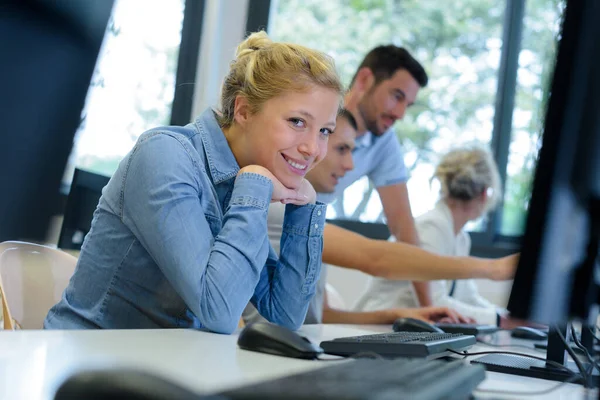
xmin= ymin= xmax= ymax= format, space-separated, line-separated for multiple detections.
xmin=219 ymin=358 xmax=486 ymax=400
xmin=435 ymin=323 xmax=499 ymax=335
xmin=320 ymin=331 xmax=476 ymax=359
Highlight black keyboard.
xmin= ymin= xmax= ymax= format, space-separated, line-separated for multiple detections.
xmin=320 ymin=331 xmax=476 ymax=359
xmin=435 ymin=323 xmax=499 ymax=335
xmin=218 ymin=358 xmax=486 ymax=400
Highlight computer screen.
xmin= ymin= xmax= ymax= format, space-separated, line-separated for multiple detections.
xmin=58 ymin=169 xmax=110 ymax=251
xmin=0 ymin=0 xmax=113 ymax=242
xmin=507 ymin=0 xmax=600 ymax=325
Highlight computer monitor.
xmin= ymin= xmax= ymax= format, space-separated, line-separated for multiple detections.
xmin=507 ymin=0 xmax=600 ymax=327
xmin=58 ymin=168 xmax=110 ymax=251
xmin=474 ymin=0 xmax=600 ymax=385
xmin=0 ymin=1 xmax=113 ymax=243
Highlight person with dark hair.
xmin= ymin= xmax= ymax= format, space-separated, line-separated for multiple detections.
xmin=319 ymin=45 xmax=435 ymax=307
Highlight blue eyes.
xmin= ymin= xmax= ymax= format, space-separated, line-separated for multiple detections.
xmin=289 ymin=118 xmax=305 ymax=128
xmin=288 ymin=118 xmax=333 ymax=137
xmin=320 ymin=128 xmax=333 ymax=136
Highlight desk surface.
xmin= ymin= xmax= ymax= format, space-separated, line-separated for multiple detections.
xmin=0 ymin=324 xmax=594 ymax=400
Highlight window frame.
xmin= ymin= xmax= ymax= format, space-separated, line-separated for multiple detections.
xmin=56 ymin=0 xmax=205 ymax=214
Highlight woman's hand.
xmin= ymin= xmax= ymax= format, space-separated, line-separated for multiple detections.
xmin=238 ymin=165 xmax=316 ymax=205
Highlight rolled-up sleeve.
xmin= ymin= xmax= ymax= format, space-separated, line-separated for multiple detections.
xmin=252 ymin=202 xmax=327 ymax=330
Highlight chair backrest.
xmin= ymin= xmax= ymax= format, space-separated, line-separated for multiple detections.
xmin=0 ymin=241 xmax=77 ymax=329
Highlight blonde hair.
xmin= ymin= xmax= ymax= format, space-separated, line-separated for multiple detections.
xmin=218 ymin=31 xmax=344 ymax=128
xmin=433 ymin=144 xmax=502 ymax=212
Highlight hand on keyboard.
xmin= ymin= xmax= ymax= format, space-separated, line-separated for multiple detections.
xmin=397 ymin=307 xmax=474 ymax=324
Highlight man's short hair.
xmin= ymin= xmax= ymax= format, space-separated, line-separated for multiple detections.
xmin=338 ymin=108 xmax=358 ymax=130
xmin=351 ymin=45 xmax=428 ymax=88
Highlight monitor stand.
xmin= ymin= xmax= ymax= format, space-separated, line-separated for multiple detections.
xmin=472 ymin=324 xmax=599 ymax=386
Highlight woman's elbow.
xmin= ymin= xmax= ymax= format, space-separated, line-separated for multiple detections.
xmin=270 ymin=313 xmax=303 ymax=331
xmin=200 ymin=311 xmax=240 ymax=334
xmin=202 ymin=318 xmax=238 ymax=334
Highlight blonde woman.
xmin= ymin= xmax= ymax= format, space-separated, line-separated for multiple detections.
xmin=45 ymin=32 xmax=343 ymax=333
xmin=355 ymin=144 xmax=508 ymax=326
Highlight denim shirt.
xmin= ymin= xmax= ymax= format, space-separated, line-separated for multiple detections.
xmin=44 ymin=109 xmax=326 ymax=334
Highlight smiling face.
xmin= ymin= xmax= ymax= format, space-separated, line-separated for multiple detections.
xmin=358 ymin=68 xmax=421 ymax=136
xmin=305 ymin=115 xmax=356 ymax=193
xmin=237 ymin=86 xmax=340 ymax=190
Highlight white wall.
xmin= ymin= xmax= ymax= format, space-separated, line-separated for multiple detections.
xmin=190 ymin=0 xmax=249 ymax=119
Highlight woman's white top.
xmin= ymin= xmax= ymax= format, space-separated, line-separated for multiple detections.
xmin=353 ymin=201 xmax=500 ymax=325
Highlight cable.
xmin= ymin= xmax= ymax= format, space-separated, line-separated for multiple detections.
xmin=445 ymin=349 xmax=579 ymax=376
xmin=588 ymin=326 xmax=600 ymax=343
xmin=473 ymin=373 xmax=581 ymax=396
xmin=554 ymin=325 xmax=590 ymax=387
xmin=570 ymin=324 xmax=600 ymax=375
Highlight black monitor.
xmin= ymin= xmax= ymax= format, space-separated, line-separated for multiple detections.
xmin=507 ymin=0 xmax=600 ymax=328
xmin=0 ymin=0 xmax=113 ymax=243
xmin=58 ymin=168 xmax=110 ymax=251
xmin=474 ymin=0 xmax=600 ymax=386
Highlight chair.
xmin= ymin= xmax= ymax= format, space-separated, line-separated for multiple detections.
xmin=0 ymin=241 xmax=77 ymax=330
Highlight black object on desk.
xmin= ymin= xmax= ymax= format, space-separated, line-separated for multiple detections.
xmin=219 ymin=358 xmax=486 ymax=400
xmin=510 ymin=326 xmax=548 ymax=340
xmin=56 ymin=358 xmax=486 ymax=400
xmin=237 ymin=322 xmax=323 ymax=360
xmin=320 ymin=331 xmax=476 ymax=359
xmin=436 ymin=323 xmax=499 ymax=336
xmin=393 ymin=317 xmax=444 ymax=333
xmin=479 ymin=0 xmax=600 ymax=387
xmin=54 ymin=369 xmax=224 ymax=400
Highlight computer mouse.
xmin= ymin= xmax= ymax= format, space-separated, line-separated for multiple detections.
xmin=53 ymin=368 xmax=223 ymax=400
xmin=392 ymin=317 xmax=445 ymax=333
xmin=237 ymin=322 xmax=323 ymax=359
xmin=511 ymin=326 xmax=548 ymax=340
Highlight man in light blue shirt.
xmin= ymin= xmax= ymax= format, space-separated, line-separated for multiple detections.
xmin=321 ymin=45 xmax=433 ymax=306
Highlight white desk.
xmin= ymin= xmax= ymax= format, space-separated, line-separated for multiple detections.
xmin=0 ymin=325 xmax=594 ymax=400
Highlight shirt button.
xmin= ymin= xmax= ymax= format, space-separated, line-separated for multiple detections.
xmin=317 ymin=210 xmax=322 ymax=216
xmin=314 ymin=224 xmax=319 ymax=230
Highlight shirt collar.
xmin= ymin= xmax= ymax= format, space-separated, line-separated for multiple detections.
xmin=194 ymin=108 xmax=240 ymax=184
xmin=354 ymin=131 xmax=374 ymax=149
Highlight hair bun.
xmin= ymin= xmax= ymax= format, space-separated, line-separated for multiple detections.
xmin=448 ymin=165 xmax=481 ymax=200
xmin=236 ymin=31 xmax=272 ymax=58
xmin=433 ymin=143 xmax=502 ymax=210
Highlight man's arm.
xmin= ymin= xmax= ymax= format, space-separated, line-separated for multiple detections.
xmin=377 ymin=182 xmax=432 ymax=306
xmin=322 ymin=223 xmax=516 ymax=281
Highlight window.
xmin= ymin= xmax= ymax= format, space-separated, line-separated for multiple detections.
xmin=501 ymin=0 xmax=564 ymax=235
xmin=268 ymin=0 xmax=564 ymax=244
xmin=63 ymin=0 xmax=186 ymax=181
